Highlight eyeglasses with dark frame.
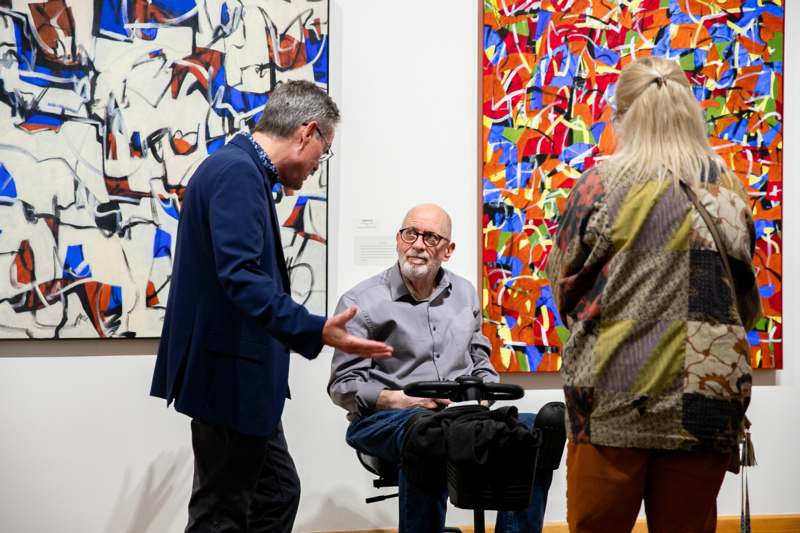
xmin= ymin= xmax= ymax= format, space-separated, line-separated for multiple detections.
xmin=398 ymin=227 xmax=449 ymax=247
xmin=302 ymin=122 xmax=334 ymax=163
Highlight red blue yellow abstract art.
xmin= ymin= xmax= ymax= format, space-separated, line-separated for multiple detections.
xmin=481 ymin=0 xmax=783 ymax=371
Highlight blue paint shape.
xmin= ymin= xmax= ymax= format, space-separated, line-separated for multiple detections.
xmin=720 ymin=119 xmax=747 ymax=143
xmin=709 ymin=24 xmax=733 ymax=44
xmin=559 ymin=143 xmax=593 ymax=171
xmin=693 ymin=49 xmax=708 ymax=68
xmin=550 ymin=50 xmax=579 ymax=88
xmin=669 ymin=0 xmax=694 ymax=25
xmin=497 ymin=254 xmax=523 ymax=277
xmin=140 ymin=28 xmax=159 ymax=40
xmin=737 ymin=0 xmax=773 ymax=34
xmin=762 ymin=122 xmax=781 ymax=147
xmin=153 ymin=228 xmax=172 ymax=258
xmin=519 ymin=162 xmax=533 ymax=189
xmin=64 ymin=245 xmax=92 ymax=279
xmin=98 ymin=0 xmax=128 ymax=39
xmin=536 ymin=285 xmax=563 ymax=327
xmin=754 ymin=219 xmax=776 ymax=239
xmin=0 ymin=164 xmax=17 ymax=200
xmin=497 ymin=142 xmax=518 ymax=166
xmin=25 ymin=113 xmax=65 ymax=129
xmin=153 ymin=0 xmax=197 ymax=15
xmin=483 ymin=178 xmax=502 ymax=204
xmin=590 ymin=122 xmax=605 ymax=144
xmin=488 ymin=124 xmax=506 ymax=144
xmin=746 ymin=330 xmax=760 ymax=346
xmin=529 ymin=87 xmax=544 ymax=110
xmin=484 ymin=27 xmax=506 ymax=65
xmin=692 ymin=85 xmax=708 ymax=103
xmin=221 ymin=3 xmax=230 ymax=25
xmin=208 ymin=64 xmax=268 ymax=120
xmin=592 ymin=44 xmax=619 ymax=66
xmin=159 ymin=197 xmax=180 ymax=220
xmin=717 ymin=67 xmax=735 ymax=89
xmin=760 ymin=1 xmax=783 ymax=18
xmin=206 ymin=136 xmax=225 ymax=154
xmin=525 ymin=346 xmax=544 ymax=372
xmin=535 ymin=11 xmax=552 ymax=40
xmin=652 ymin=30 xmax=671 ymax=57
xmin=305 ymin=35 xmax=329 ymax=84
xmin=108 ymin=286 xmax=123 ymax=312
xmin=505 ymin=161 xmax=518 ymax=188
xmin=759 ymin=284 xmax=774 ymax=298
xmin=130 ymin=131 xmax=143 ymax=153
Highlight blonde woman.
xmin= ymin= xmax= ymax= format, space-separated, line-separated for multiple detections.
xmin=545 ymin=56 xmax=761 ymax=533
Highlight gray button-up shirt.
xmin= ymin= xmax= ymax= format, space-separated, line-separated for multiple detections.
xmin=328 ymin=264 xmax=498 ymax=421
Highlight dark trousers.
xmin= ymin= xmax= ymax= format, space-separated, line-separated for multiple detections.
xmin=346 ymin=408 xmax=551 ymax=533
xmin=186 ymin=418 xmax=301 ymax=533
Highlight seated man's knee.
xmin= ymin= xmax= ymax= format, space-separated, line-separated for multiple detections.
xmin=517 ymin=412 xmax=536 ymax=429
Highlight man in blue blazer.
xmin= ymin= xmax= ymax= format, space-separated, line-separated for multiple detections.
xmin=150 ymin=80 xmax=392 ymax=533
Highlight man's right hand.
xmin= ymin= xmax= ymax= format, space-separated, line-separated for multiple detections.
xmin=376 ymin=390 xmax=451 ymax=411
xmin=322 ymin=306 xmax=393 ymax=358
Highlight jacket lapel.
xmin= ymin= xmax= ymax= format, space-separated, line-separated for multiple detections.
xmin=228 ymin=135 xmax=291 ymax=291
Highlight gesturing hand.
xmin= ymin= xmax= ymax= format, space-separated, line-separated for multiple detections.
xmin=322 ymin=306 xmax=393 ymax=358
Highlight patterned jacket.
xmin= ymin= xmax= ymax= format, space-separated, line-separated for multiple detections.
xmin=545 ymin=161 xmax=760 ymax=452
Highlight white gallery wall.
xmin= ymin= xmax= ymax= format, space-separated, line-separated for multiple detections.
xmin=1 ymin=1 xmax=798 ymax=532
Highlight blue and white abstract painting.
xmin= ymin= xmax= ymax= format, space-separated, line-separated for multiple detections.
xmin=0 ymin=0 xmax=329 ymax=338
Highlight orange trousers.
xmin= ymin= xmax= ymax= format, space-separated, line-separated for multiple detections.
xmin=566 ymin=442 xmax=729 ymax=533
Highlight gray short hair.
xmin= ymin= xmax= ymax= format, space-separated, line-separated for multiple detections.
xmin=254 ymin=80 xmax=340 ymax=138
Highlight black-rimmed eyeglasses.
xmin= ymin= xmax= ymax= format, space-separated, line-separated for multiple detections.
xmin=311 ymin=126 xmax=333 ymax=163
xmin=398 ymin=227 xmax=449 ymax=247
xmin=301 ymin=122 xmax=333 ymax=163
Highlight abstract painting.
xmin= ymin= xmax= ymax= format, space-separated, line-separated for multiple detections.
xmin=0 ymin=0 xmax=329 ymax=339
xmin=481 ymin=0 xmax=783 ymax=371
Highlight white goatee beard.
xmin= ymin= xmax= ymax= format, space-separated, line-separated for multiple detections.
xmin=400 ymin=258 xmax=431 ymax=281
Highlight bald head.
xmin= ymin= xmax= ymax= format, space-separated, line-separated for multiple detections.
xmin=395 ymin=203 xmax=455 ymax=292
xmin=400 ymin=203 xmax=452 ymax=240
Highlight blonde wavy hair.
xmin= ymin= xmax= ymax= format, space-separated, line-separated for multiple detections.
xmin=609 ymin=56 xmax=741 ymax=193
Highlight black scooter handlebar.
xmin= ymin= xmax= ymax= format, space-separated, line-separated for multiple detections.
xmin=403 ymin=375 xmax=524 ymax=402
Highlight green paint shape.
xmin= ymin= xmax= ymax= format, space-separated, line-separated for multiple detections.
xmin=679 ymin=52 xmax=694 ymax=71
xmin=768 ymin=33 xmax=783 ymax=63
xmin=556 ymin=325 xmax=570 ymax=344
xmin=517 ymin=350 xmax=530 ymax=371
xmin=504 ymin=127 xmax=524 ymax=144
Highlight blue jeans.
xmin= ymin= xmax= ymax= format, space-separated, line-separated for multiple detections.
xmin=346 ymin=408 xmax=552 ymax=533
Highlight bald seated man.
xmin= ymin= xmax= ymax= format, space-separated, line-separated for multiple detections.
xmin=328 ymin=204 xmax=552 ymax=533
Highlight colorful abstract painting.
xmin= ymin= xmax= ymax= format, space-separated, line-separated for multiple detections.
xmin=0 ymin=0 xmax=329 ymax=339
xmin=481 ymin=0 xmax=783 ymax=371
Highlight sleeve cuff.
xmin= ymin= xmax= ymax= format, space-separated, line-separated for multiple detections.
xmin=294 ymin=313 xmax=326 ymax=360
xmin=355 ymin=382 xmax=387 ymax=415
xmin=475 ymin=369 xmax=500 ymax=383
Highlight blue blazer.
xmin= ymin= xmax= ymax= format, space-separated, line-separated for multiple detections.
xmin=150 ymin=135 xmax=325 ymax=436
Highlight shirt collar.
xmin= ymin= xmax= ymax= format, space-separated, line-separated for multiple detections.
xmin=238 ymin=131 xmax=279 ymax=184
xmin=388 ymin=262 xmax=451 ymax=302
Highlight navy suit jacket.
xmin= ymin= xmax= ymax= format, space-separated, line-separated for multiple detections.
xmin=150 ymin=135 xmax=325 ymax=436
